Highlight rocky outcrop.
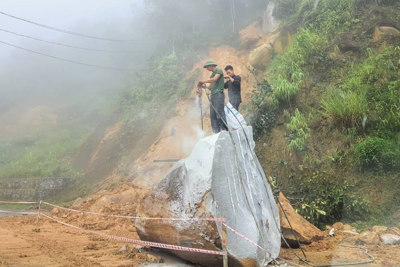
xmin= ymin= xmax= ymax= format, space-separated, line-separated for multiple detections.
xmin=239 ymin=21 xmax=264 ymax=49
xmin=373 ymin=26 xmax=400 ymax=42
xmin=136 ymin=127 xmax=281 ymax=267
xmin=249 ymin=42 xmax=274 ymax=71
xmin=278 ymin=193 xmax=324 ymax=246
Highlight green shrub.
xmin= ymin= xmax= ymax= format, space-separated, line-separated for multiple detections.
xmin=250 ymin=80 xmax=278 ymax=139
xmin=287 ymin=172 xmax=371 ymax=228
xmin=353 ymin=137 xmax=399 ymax=171
xmin=285 ymin=109 xmax=311 ymax=151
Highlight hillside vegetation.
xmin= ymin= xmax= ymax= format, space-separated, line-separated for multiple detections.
xmin=252 ymin=0 xmax=400 ymax=229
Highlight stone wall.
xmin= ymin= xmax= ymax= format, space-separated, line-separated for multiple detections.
xmin=0 ymin=177 xmax=73 ymax=201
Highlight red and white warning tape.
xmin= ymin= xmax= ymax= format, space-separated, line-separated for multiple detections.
xmin=222 ymin=223 xmax=272 ymax=258
xmin=0 ymin=201 xmax=39 ymax=205
xmin=41 ymin=214 xmax=226 ymax=256
xmin=0 ymin=209 xmax=38 ymax=215
xmin=42 ymin=201 xmax=225 ymax=222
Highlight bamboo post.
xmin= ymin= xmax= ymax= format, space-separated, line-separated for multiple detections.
xmin=34 ymin=200 xmax=42 ymax=232
xmin=222 ymin=219 xmax=228 ymax=267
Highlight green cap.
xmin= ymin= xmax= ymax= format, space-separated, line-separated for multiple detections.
xmin=203 ymin=60 xmax=217 ymax=68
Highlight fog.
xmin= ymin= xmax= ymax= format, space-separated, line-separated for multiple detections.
xmin=0 ymin=0 xmax=152 ymax=120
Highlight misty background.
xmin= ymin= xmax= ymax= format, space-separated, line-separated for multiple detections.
xmin=0 ymin=0 xmax=269 ymax=180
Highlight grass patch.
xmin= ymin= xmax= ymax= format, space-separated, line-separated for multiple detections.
xmin=0 ymin=129 xmax=89 ymax=179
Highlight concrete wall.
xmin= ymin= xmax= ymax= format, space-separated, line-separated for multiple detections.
xmin=0 ymin=177 xmax=73 ymax=201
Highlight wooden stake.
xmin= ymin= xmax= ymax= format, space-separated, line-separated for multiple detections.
xmin=222 ymin=220 xmax=228 ymax=267
xmin=34 ymin=200 xmax=42 ymax=232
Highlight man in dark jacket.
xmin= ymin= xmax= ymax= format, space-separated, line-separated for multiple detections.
xmin=199 ymin=60 xmax=228 ymax=133
xmin=224 ymin=65 xmax=242 ymax=111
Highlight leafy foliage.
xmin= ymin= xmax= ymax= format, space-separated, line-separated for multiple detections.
xmin=287 ymin=172 xmax=371 ymax=227
xmin=353 ymin=137 xmax=399 ymax=171
xmin=284 ymin=109 xmax=311 ymax=151
xmin=249 ymin=80 xmax=277 ymax=139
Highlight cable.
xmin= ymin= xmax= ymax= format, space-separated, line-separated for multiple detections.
xmin=0 ymin=11 xmax=137 ymax=43
xmin=0 ymin=40 xmax=140 ymax=72
xmin=0 ymin=28 xmax=140 ymax=53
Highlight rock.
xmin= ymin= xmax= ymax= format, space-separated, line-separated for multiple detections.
xmin=249 ymin=43 xmax=273 ymax=70
xmin=279 ymin=193 xmax=324 ymax=245
xmin=373 ymin=26 xmax=400 ymax=42
xmin=332 ymin=222 xmax=344 ymax=230
xmin=239 ymin=21 xmax=264 ymax=49
xmin=356 ymin=231 xmax=380 ymax=245
xmin=380 ymin=234 xmax=400 ymax=245
xmin=136 ymin=127 xmax=281 ymax=267
xmin=371 ymin=226 xmax=388 ymax=232
xmin=72 ymin=197 xmax=84 ymax=207
xmin=118 ymin=245 xmax=129 ymax=253
xmin=51 ymin=208 xmax=60 ymax=215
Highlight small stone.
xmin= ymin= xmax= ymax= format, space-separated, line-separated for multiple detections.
xmin=146 ymin=254 xmax=160 ymax=263
xmin=51 ymin=208 xmax=60 ymax=215
xmin=115 ymin=245 xmax=129 ymax=254
xmin=371 ymin=226 xmax=388 ymax=232
xmin=380 ymin=234 xmax=400 ymax=245
xmin=332 ymin=222 xmax=344 ymax=230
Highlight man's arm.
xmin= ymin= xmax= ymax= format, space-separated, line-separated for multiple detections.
xmin=232 ymin=76 xmax=241 ymax=86
xmin=224 ymin=80 xmax=228 ymax=89
xmin=201 ymin=74 xmax=221 ymax=84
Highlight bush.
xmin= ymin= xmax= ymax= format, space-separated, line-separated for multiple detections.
xmin=287 ymin=172 xmax=371 ymax=228
xmin=249 ymin=80 xmax=278 ymax=139
xmin=285 ymin=109 xmax=311 ymax=151
xmin=353 ymin=137 xmax=399 ymax=171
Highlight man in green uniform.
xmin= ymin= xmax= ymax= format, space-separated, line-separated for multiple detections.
xmin=200 ymin=60 xmax=228 ymax=133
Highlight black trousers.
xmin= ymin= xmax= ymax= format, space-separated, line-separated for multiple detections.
xmin=210 ymin=93 xmax=228 ymax=133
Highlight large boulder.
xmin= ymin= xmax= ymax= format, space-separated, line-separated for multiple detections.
xmin=278 ymin=193 xmax=324 ymax=246
xmin=136 ymin=127 xmax=281 ymax=267
xmin=239 ymin=21 xmax=264 ymax=49
xmin=249 ymin=43 xmax=273 ymax=71
xmin=380 ymin=234 xmax=400 ymax=245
